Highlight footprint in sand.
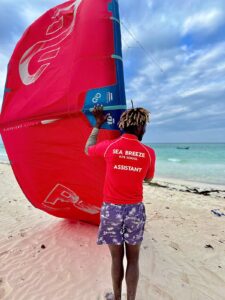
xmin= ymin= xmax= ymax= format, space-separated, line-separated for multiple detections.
xmin=169 ymin=241 xmax=180 ymax=251
xmin=151 ymin=212 xmax=164 ymax=220
xmin=0 ymin=278 xmax=12 ymax=298
xmin=180 ymin=273 xmax=190 ymax=284
xmin=151 ymin=283 xmax=173 ymax=300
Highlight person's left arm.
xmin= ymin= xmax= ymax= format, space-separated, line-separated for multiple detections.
xmin=144 ymin=148 xmax=156 ymax=183
xmin=144 ymin=178 xmax=153 ymax=183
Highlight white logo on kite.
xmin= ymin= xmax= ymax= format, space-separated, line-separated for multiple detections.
xmin=107 ymin=92 xmax=113 ymax=103
xmin=43 ymin=184 xmax=100 ymax=215
xmin=19 ymin=0 xmax=83 ymax=85
xmin=92 ymin=93 xmax=102 ymax=103
xmin=107 ymin=114 xmax=115 ymax=125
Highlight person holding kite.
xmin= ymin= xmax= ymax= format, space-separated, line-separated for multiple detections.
xmin=85 ymin=105 xmax=156 ymax=300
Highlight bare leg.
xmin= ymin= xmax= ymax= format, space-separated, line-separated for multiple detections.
xmin=108 ymin=244 xmax=125 ymax=300
xmin=125 ymin=243 xmax=141 ymax=300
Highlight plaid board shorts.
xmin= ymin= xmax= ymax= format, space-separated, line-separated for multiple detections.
xmin=97 ymin=202 xmax=146 ymax=245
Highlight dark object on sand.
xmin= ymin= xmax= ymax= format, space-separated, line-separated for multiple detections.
xmin=211 ymin=209 xmax=225 ymax=217
xmin=205 ymin=244 xmax=214 ymax=249
xmin=104 ymin=292 xmax=114 ymax=300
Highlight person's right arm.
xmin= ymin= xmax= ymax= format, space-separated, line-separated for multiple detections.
xmin=84 ymin=127 xmax=100 ymax=155
xmin=84 ymin=105 xmax=109 ymax=156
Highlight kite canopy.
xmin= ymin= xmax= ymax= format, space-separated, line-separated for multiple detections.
xmin=0 ymin=0 xmax=126 ymax=225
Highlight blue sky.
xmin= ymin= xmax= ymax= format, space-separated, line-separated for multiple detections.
xmin=0 ymin=0 xmax=225 ymax=143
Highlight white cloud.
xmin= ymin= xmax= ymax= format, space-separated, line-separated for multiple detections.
xmin=180 ymin=82 xmax=225 ymax=98
xmin=153 ymin=106 xmax=190 ymax=122
xmin=182 ymin=9 xmax=224 ymax=36
xmin=183 ymin=105 xmax=225 ymax=120
xmin=124 ymin=35 xmax=225 ymax=135
xmin=191 ymin=42 xmax=225 ymax=67
xmin=0 ymin=53 xmax=8 ymax=102
xmin=20 ymin=5 xmax=44 ymax=27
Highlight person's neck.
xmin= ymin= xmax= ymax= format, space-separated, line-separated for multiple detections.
xmin=123 ymin=132 xmax=140 ymax=140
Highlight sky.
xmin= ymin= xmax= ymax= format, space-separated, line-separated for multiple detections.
xmin=0 ymin=0 xmax=225 ymax=143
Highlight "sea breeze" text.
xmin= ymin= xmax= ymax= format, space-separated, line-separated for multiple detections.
xmin=113 ymin=149 xmax=145 ymax=158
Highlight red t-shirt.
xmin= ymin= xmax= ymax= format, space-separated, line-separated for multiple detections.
xmin=88 ymin=133 xmax=156 ymax=204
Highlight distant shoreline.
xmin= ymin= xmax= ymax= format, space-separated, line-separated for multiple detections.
xmin=0 ymin=160 xmax=10 ymax=165
xmin=146 ymin=142 xmax=225 ymax=144
xmin=153 ymin=176 xmax=225 ymax=193
xmin=1 ymin=162 xmax=225 ymax=191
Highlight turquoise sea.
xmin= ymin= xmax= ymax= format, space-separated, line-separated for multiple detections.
xmin=147 ymin=143 xmax=225 ymax=186
xmin=0 ymin=139 xmax=225 ymax=185
xmin=0 ymin=139 xmax=8 ymax=163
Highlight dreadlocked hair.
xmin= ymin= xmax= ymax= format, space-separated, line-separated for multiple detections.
xmin=118 ymin=107 xmax=150 ymax=132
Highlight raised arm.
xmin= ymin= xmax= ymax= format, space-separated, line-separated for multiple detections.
xmin=84 ymin=127 xmax=100 ymax=155
xmin=84 ymin=105 xmax=109 ymax=155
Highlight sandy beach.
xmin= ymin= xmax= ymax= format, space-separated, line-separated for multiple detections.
xmin=0 ymin=162 xmax=225 ymax=300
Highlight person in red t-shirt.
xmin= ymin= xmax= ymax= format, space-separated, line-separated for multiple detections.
xmin=85 ymin=105 xmax=156 ymax=300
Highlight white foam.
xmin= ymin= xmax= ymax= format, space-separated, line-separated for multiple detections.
xmin=168 ymin=158 xmax=181 ymax=163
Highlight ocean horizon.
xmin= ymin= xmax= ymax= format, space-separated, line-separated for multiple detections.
xmin=1 ymin=140 xmax=225 ymax=186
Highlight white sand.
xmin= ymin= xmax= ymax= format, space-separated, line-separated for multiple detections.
xmin=0 ymin=163 xmax=225 ymax=300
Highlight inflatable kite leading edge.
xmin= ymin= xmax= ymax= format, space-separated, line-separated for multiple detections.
xmin=0 ymin=0 xmax=126 ymax=225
